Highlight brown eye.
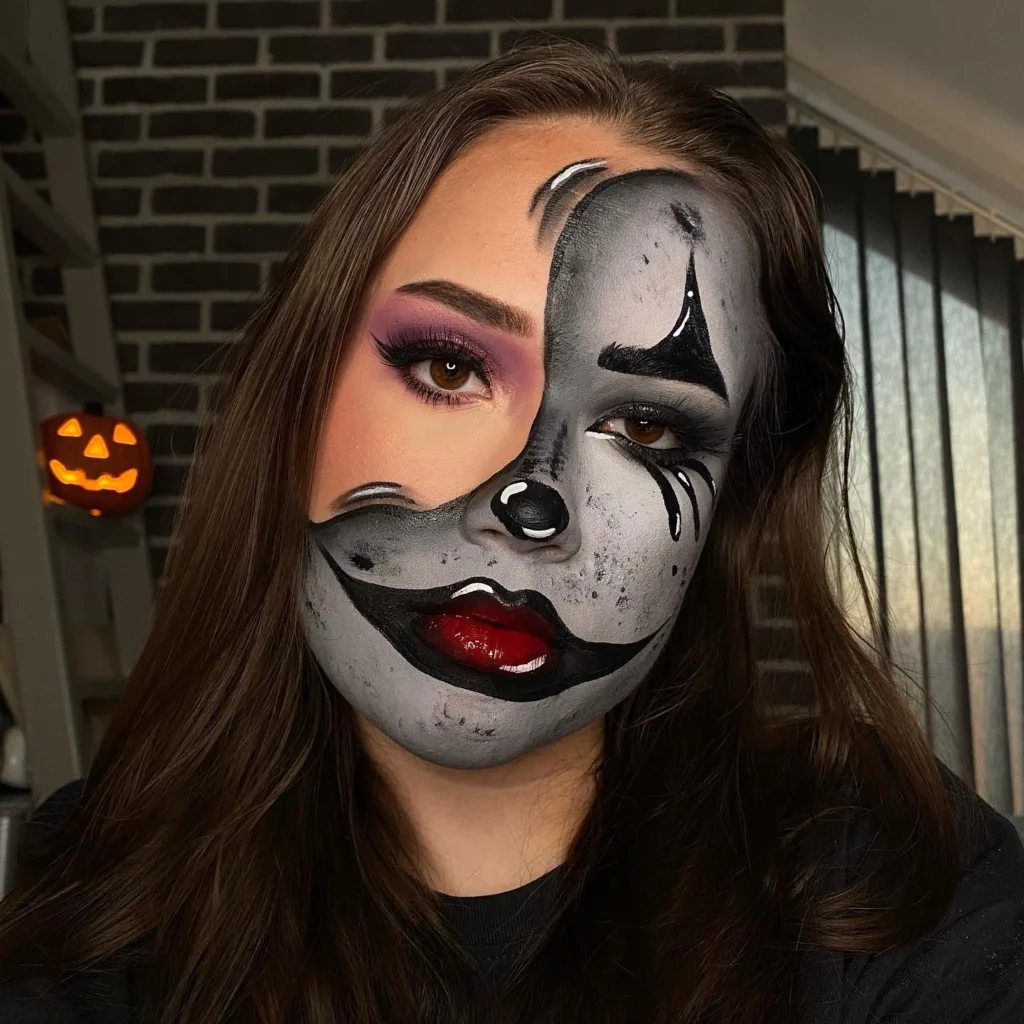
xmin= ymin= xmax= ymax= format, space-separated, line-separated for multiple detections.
xmin=429 ymin=359 xmax=472 ymax=390
xmin=624 ymin=419 xmax=666 ymax=445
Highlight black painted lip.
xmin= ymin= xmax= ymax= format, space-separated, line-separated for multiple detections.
xmin=314 ymin=542 xmax=657 ymax=703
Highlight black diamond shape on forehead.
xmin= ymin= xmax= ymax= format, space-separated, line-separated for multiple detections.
xmin=544 ymin=168 xmax=729 ymax=405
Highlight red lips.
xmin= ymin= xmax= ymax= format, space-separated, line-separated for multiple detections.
xmin=414 ymin=592 xmax=555 ymax=674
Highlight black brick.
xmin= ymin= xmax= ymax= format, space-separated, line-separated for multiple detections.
xmin=152 ymin=261 xmax=261 ymax=293
xmin=150 ymin=464 xmax=190 ymax=498
xmin=125 ymin=382 xmax=200 ymax=413
xmin=270 ymin=34 xmax=373 ymax=63
xmin=104 ymin=76 xmax=207 ymax=106
xmin=73 ymin=40 xmax=144 ymax=68
xmin=213 ymin=146 xmax=318 ymax=177
xmin=332 ymin=0 xmax=435 ymax=25
xmin=617 ymin=25 xmax=724 ymax=53
xmin=736 ymin=23 xmax=785 ymax=50
xmin=31 ymin=268 xmax=62 ymax=295
xmin=564 ymin=0 xmax=662 ymax=14
xmin=328 ymin=146 xmax=359 ymax=172
xmin=210 ymin=300 xmax=261 ymax=331
xmin=152 ymin=185 xmax=258 ymax=215
xmin=330 ymin=69 xmax=435 ymax=98
xmin=264 ymin=106 xmax=371 ymax=137
xmin=93 ymin=187 xmax=141 ymax=216
xmin=683 ymin=60 xmax=785 ymax=89
xmin=106 ymin=265 xmax=141 ymax=294
xmin=741 ymin=96 xmax=787 ymax=125
xmin=0 ymin=113 xmax=27 ymax=145
xmin=97 ymin=149 xmax=204 ymax=178
xmin=112 ymin=301 xmax=201 ymax=331
xmin=214 ymin=222 xmax=299 ymax=253
xmin=154 ymin=37 xmax=259 ymax=67
xmin=83 ymin=113 xmax=141 ymax=141
xmin=100 ymin=225 xmax=205 ymax=255
xmin=104 ymin=4 xmax=207 ymax=31
xmin=150 ymin=109 xmax=256 ymax=138
xmin=216 ymin=72 xmax=320 ymax=101
xmin=447 ymin=0 xmax=550 ymax=18
xmin=3 ymin=151 xmax=45 ymax=180
xmin=144 ymin=505 xmax=179 ymax=538
xmin=23 ymin=301 xmax=65 ymax=323
xmin=79 ymin=79 xmax=94 ymax=108
xmin=754 ymin=622 xmax=803 ymax=662
xmin=675 ymin=0 xmax=781 ymax=11
xmin=68 ymin=6 xmax=95 ymax=33
xmin=267 ymin=183 xmax=326 ymax=214
xmin=499 ymin=27 xmax=607 ymax=50
xmin=117 ymin=342 xmax=139 ymax=374
xmin=149 ymin=341 xmax=231 ymax=374
xmin=386 ymin=31 xmax=490 ymax=59
xmin=146 ymin=423 xmax=199 ymax=456
xmin=218 ymin=1 xmax=320 ymax=28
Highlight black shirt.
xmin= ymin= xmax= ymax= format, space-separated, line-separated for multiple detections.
xmin=3 ymin=767 xmax=1024 ymax=1022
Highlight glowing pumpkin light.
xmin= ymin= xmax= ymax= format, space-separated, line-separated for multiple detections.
xmin=40 ymin=405 xmax=152 ymax=516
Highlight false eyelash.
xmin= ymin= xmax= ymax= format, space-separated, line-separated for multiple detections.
xmin=373 ymin=328 xmax=495 ymax=388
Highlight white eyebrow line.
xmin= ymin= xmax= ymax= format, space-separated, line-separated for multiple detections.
xmin=548 ymin=159 xmax=607 ymax=192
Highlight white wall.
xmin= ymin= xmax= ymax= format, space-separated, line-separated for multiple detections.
xmin=788 ymin=0 xmax=1024 ymax=230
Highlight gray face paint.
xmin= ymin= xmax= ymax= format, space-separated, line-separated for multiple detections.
xmin=303 ymin=166 xmax=761 ymax=769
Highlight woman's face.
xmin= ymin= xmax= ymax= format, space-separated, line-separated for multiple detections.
xmin=304 ymin=118 xmax=764 ymax=769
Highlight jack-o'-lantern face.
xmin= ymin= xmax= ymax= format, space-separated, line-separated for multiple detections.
xmin=40 ymin=411 xmax=153 ymax=516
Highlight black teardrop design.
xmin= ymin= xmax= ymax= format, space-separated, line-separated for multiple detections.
xmin=643 ymin=464 xmax=682 ymax=541
xmin=683 ymin=458 xmax=716 ymax=504
xmin=672 ymin=468 xmax=700 ymax=541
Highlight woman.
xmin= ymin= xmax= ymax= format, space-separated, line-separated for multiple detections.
xmin=1 ymin=41 xmax=1022 ymax=1024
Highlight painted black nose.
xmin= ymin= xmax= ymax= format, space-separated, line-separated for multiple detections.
xmin=491 ymin=479 xmax=570 ymax=542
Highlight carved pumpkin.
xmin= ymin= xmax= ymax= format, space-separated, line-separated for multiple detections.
xmin=40 ymin=408 xmax=152 ymax=516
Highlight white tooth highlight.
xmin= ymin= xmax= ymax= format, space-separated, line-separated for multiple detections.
xmin=522 ymin=526 xmax=557 ymax=539
xmin=499 ymin=655 xmax=547 ymax=674
xmin=451 ymin=582 xmax=495 ymax=598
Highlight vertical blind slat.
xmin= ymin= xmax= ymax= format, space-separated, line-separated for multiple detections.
xmin=976 ymin=237 xmax=1023 ymax=813
xmin=897 ymin=193 xmax=971 ymax=778
xmin=819 ymin=148 xmax=881 ymax=642
xmin=861 ymin=172 xmax=927 ymax=723
xmin=937 ymin=215 xmax=1009 ymax=809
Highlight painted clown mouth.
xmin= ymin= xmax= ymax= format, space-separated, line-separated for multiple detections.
xmin=314 ymin=543 xmax=657 ymax=702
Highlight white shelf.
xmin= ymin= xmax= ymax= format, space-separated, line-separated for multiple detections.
xmin=1 ymin=162 xmax=96 ymax=268
xmin=24 ymin=320 xmax=119 ymax=402
xmin=0 ymin=35 xmax=76 ymax=137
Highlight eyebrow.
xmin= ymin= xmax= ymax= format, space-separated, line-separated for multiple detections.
xmin=395 ymin=280 xmax=534 ymax=337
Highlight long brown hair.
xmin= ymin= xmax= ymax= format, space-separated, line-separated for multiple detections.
xmin=0 ymin=41 xmax=961 ymax=1024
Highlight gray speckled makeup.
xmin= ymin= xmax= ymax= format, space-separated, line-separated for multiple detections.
xmin=303 ymin=160 xmax=763 ymax=769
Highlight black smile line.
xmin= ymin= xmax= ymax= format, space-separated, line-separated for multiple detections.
xmin=313 ymin=541 xmax=659 ymax=703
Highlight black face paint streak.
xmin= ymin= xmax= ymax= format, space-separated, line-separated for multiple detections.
xmin=643 ymin=462 xmax=682 ymax=541
xmin=350 ymin=553 xmax=374 ymax=570
xmin=642 ymin=254 xmax=650 ymax=264
xmin=598 ymin=251 xmax=729 ymax=403
xmin=671 ymin=467 xmax=700 ymax=541
xmin=314 ymin=539 xmax=658 ymax=701
xmin=671 ymin=565 xmax=678 ymax=576
xmin=670 ymin=202 xmax=706 ymax=245
xmin=548 ymin=420 xmax=569 ymax=480
xmin=683 ymin=457 xmax=716 ymax=504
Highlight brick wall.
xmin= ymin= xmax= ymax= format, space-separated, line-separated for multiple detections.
xmin=2 ymin=0 xmax=786 ymax=582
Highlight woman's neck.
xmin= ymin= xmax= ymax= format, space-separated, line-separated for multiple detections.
xmin=357 ymin=715 xmax=603 ymax=897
